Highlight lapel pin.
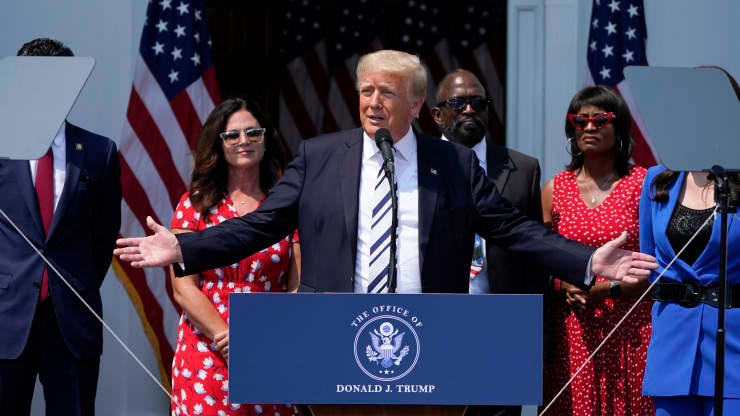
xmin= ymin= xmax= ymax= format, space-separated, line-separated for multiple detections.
xmin=76 ymin=143 xmax=83 ymax=151
xmin=430 ymin=168 xmax=438 ymax=176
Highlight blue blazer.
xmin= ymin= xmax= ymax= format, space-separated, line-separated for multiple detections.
xmin=176 ymin=128 xmax=594 ymax=293
xmin=0 ymin=123 xmax=121 ymax=359
xmin=640 ymin=165 xmax=740 ymax=397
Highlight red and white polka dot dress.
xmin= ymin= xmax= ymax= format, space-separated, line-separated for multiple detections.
xmin=169 ymin=192 xmax=301 ymax=416
xmin=542 ymin=166 xmax=654 ymax=416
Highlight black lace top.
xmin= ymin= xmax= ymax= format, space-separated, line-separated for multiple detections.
xmin=666 ymin=204 xmax=715 ymax=265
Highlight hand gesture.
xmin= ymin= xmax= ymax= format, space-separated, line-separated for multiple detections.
xmin=591 ymin=231 xmax=657 ymax=283
xmin=114 ymin=216 xmax=182 ymax=267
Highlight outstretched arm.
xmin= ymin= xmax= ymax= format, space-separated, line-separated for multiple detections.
xmin=472 ymin=153 xmax=657 ymax=287
xmin=473 ymin=156 xmax=593 ymax=287
xmin=115 ymin=140 xmax=308 ymax=273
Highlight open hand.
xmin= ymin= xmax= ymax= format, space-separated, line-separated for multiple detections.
xmin=114 ymin=216 xmax=182 ymax=267
xmin=591 ymin=231 xmax=657 ymax=284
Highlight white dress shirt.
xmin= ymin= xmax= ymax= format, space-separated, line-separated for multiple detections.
xmin=29 ymin=123 xmax=66 ymax=212
xmin=354 ymin=128 xmax=421 ymax=293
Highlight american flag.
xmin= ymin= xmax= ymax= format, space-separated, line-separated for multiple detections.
xmin=586 ymin=0 xmax=657 ymax=167
xmin=113 ymin=0 xmax=220 ymax=390
xmin=277 ymin=0 xmax=507 ymax=148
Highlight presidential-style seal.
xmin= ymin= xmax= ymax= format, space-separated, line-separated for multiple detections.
xmin=353 ymin=315 xmax=420 ymax=382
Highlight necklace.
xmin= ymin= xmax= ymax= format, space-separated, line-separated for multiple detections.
xmin=229 ymin=192 xmax=253 ymax=206
xmin=229 ymin=188 xmax=265 ymax=209
xmin=580 ymin=172 xmax=618 ymax=206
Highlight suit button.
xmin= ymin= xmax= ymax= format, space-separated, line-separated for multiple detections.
xmin=33 ymin=282 xmax=40 ymax=288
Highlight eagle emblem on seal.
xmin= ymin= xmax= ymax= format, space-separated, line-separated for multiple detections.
xmin=365 ymin=321 xmax=410 ymax=368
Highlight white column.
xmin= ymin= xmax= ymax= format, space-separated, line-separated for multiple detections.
xmin=507 ymin=0 xmax=589 ymax=184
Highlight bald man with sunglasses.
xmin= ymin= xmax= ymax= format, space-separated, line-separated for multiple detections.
xmin=432 ymin=69 xmax=546 ymax=416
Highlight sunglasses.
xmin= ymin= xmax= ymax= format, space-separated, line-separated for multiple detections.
xmin=567 ymin=112 xmax=616 ymax=130
xmin=219 ymin=127 xmax=266 ymax=144
xmin=437 ymin=96 xmax=492 ymax=112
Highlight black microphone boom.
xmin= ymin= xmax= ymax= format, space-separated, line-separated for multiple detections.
xmin=374 ymin=128 xmax=398 ymax=293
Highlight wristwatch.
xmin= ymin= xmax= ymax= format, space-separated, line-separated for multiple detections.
xmin=609 ymin=281 xmax=622 ymax=299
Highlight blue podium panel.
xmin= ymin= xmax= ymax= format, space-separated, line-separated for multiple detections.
xmin=229 ymin=293 xmax=542 ymax=405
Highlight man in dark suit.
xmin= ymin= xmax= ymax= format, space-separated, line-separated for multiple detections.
xmin=0 ymin=38 xmax=122 ymax=415
xmin=432 ymin=70 xmax=546 ymax=416
xmin=432 ymin=69 xmax=544 ymax=295
xmin=115 ymin=50 xmax=653 ymax=304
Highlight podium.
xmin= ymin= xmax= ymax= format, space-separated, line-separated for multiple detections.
xmin=229 ymin=293 xmax=543 ymax=414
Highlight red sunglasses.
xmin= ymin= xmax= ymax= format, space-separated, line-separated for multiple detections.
xmin=567 ymin=112 xmax=616 ymax=130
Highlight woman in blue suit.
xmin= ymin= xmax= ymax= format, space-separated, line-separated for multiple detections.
xmin=640 ymin=165 xmax=740 ymax=415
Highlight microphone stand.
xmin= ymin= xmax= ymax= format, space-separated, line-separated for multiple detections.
xmin=708 ymin=165 xmax=736 ymax=415
xmin=382 ymin=157 xmax=399 ymax=293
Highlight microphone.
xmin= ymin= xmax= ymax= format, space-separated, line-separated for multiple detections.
xmin=374 ymin=128 xmax=395 ymax=177
xmin=373 ymin=128 xmax=398 ymax=293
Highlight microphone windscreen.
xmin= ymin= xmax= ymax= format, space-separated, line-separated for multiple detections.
xmin=374 ymin=128 xmax=393 ymax=147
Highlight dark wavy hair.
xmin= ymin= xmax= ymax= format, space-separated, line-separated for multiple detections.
xmin=650 ymin=170 xmax=740 ymax=205
xmin=651 ymin=68 xmax=740 ymax=204
xmin=564 ymin=85 xmax=634 ymax=177
xmin=17 ymin=38 xmax=74 ymax=56
xmin=189 ymin=97 xmax=291 ymax=219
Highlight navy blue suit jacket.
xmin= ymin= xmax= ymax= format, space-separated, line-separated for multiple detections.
xmin=0 ymin=122 xmax=121 ymax=359
xmin=176 ymin=128 xmax=593 ymax=293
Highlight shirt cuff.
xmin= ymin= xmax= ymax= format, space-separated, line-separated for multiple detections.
xmin=584 ymin=256 xmax=595 ymax=286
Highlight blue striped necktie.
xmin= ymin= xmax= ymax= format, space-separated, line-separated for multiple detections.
xmin=368 ymin=164 xmax=394 ymax=293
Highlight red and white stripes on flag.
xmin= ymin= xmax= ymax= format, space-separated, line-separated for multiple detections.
xmin=114 ymin=0 xmax=220 ymax=389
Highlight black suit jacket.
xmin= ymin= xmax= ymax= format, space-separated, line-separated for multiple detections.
xmin=0 ymin=122 xmax=121 ymax=359
xmin=177 ymin=128 xmax=593 ymax=293
xmin=484 ymin=140 xmax=546 ymax=294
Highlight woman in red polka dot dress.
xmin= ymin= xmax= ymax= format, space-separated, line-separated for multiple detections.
xmin=540 ymin=86 xmax=654 ymax=415
xmin=168 ymin=98 xmax=301 ymax=416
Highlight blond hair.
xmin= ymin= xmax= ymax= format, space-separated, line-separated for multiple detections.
xmin=355 ymin=50 xmax=428 ymax=99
